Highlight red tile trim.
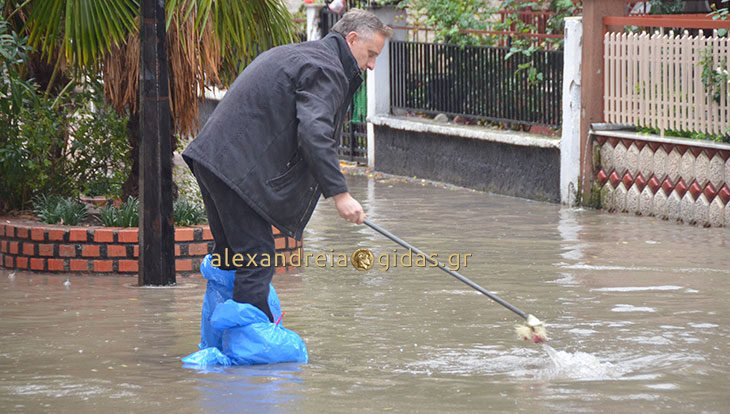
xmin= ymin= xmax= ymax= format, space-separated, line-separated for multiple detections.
xmin=717 ymin=184 xmax=730 ymax=205
xmin=675 ymin=178 xmax=688 ymax=199
xmin=635 ymin=173 xmax=647 ymax=192
xmin=703 ymin=182 xmax=717 ymax=202
xmin=688 ymin=179 xmax=702 ymax=200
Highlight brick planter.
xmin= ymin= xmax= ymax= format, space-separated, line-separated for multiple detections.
xmin=0 ymin=219 xmax=302 ymax=276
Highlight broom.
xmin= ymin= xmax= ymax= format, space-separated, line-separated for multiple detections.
xmin=363 ymin=219 xmax=548 ymax=343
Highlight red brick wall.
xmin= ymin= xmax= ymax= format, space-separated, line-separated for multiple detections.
xmin=0 ymin=222 xmax=301 ymax=276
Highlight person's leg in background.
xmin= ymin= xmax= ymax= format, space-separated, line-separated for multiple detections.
xmin=192 ymin=161 xmax=276 ymax=322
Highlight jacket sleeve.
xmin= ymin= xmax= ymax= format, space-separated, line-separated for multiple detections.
xmin=295 ymin=64 xmax=349 ymax=198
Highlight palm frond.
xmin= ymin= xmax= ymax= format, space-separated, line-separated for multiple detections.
xmin=28 ymin=0 xmax=138 ymax=69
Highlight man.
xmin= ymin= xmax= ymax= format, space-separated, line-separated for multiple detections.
xmin=182 ymin=9 xmax=393 ymax=321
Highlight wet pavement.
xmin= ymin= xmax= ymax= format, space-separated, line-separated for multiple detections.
xmin=1 ymin=174 xmax=729 ymax=413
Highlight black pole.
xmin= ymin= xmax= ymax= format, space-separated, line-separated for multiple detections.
xmin=138 ymin=0 xmax=175 ymax=286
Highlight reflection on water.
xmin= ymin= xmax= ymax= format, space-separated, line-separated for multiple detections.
xmin=1 ymin=174 xmax=729 ymax=413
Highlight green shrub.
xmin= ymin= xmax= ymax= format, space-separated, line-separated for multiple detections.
xmin=174 ymin=199 xmax=208 ymax=226
xmin=32 ymin=195 xmax=88 ymax=225
xmin=71 ymin=102 xmax=130 ymax=199
xmin=0 ymin=15 xmax=130 ymax=212
xmin=99 ymin=197 xmax=139 ymax=227
xmin=0 ymin=16 xmax=46 ymax=211
xmin=637 ymin=126 xmax=730 ymax=143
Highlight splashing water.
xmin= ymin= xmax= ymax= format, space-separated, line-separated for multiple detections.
xmin=538 ymin=345 xmax=625 ymax=381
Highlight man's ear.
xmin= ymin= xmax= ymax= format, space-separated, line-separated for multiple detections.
xmin=345 ymin=31 xmax=358 ymax=46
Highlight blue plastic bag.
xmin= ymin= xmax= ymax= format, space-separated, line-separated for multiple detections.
xmin=198 ymin=254 xmax=283 ymax=349
xmin=183 ymin=254 xmax=307 ymax=367
xmin=213 ymin=300 xmax=308 ymax=366
xmin=181 ymin=346 xmax=231 ymax=366
xmin=198 ymin=254 xmax=235 ymax=350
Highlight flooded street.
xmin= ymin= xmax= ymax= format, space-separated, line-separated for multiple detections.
xmin=2 ymin=174 xmax=729 ymax=413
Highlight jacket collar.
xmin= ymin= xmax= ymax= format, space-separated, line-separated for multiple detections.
xmin=322 ymin=32 xmax=361 ymax=83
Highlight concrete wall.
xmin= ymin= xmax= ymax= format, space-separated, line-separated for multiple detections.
xmin=560 ymin=17 xmax=582 ymax=206
xmin=372 ymin=118 xmax=561 ymax=202
xmin=594 ymin=131 xmax=730 ymax=227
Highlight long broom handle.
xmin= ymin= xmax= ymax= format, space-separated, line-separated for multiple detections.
xmin=363 ymin=219 xmax=529 ymax=321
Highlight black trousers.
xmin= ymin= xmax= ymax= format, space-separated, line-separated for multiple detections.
xmin=192 ymin=161 xmax=275 ymax=322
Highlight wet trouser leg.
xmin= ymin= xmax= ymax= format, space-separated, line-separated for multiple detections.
xmin=191 ymin=161 xmax=275 ymax=322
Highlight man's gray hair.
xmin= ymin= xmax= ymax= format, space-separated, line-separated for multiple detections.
xmin=330 ymin=8 xmax=393 ymax=39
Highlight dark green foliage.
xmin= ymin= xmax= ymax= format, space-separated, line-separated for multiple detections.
xmin=100 ymin=197 xmax=139 ymax=228
xmin=700 ymin=47 xmax=729 ymax=106
xmin=32 ymin=195 xmax=88 ymax=225
xmin=637 ymin=126 xmax=729 ymax=143
xmin=0 ymin=14 xmax=40 ymax=211
xmin=408 ymin=0 xmax=491 ymax=46
xmin=0 ymin=14 xmax=130 ymax=212
xmin=710 ymin=0 xmax=728 ymax=37
xmin=649 ymin=0 xmax=684 ymax=15
xmin=98 ymin=197 xmax=207 ymax=227
xmin=173 ymin=199 xmax=208 ymax=226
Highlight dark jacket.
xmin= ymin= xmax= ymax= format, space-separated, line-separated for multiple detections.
xmin=183 ymin=33 xmax=362 ymax=240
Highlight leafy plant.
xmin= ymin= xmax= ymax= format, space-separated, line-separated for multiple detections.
xmin=700 ymin=47 xmax=729 ymax=106
xmin=0 ymin=13 xmax=44 ymax=211
xmin=496 ymin=0 xmax=580 ymax=84
xmin=99 ymin=196 xmax=139 ymax=227
xmin=173 ymin=199 xmax=207 ymax=226
xmin=636 ymin=126 xmax=729 ymax=143
xmin=709 ymin=0 xmax=729 ymax=37
xmin=408 ymin=0 xmax=491 ymax=46
xmin=648 ymin=0 xmax=684 ymax=15
xmin=32 ymin=195 xmax=88 ymax=225
xmin=70 ymin=88 xmax=130 ymax=198
xmin=0 ymin=11 xmax=130 ymax=213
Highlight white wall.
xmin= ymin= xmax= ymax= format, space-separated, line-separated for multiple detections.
xmin=560 ymin=16 xmax=583 ymax=206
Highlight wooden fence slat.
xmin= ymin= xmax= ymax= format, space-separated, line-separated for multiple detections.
xmin=671 ymin=31 xmax=677 ymax=132
xmin=604 ymin=32 xmax=612 ymax=122
xmin=719 ymin=34 xmax=726 ymax=134
xmin=630 ymin=32 xmax=638 ymax=126
xmin=680 ymin=31 xmax=690 ymax=133
xmin=692 ymin=30 xmax=707 ymax=131
xmin=622 ymin=32 xmax=628 ymax=125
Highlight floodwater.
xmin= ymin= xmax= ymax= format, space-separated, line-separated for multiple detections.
xmin=1 ymin=174 xmax=729 ymax=413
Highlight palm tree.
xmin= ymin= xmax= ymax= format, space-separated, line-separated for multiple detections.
xmin=9 ymin=0 xmax=295 ymax=197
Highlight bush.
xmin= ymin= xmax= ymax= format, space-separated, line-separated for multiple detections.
xmin=99 ymin=196 xmax=139 ymax=227
xmin=0 ymin=16 xmax=43 ymax=210
xmin=98 ymin=197 xmax=207 ymax=227
xmin=71 ymin=101 xmax=130 ymax=198
xmin=32 ymin=195 xmax=88 ymax=225
xmin=0 ymin=15 xmax=130 ymax=212
xmin=174 ymin=199 xmax=208 ymax=226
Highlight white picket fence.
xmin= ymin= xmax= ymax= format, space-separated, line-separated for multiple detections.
xmin=604 ymin=30 xmax=729 ymax=136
